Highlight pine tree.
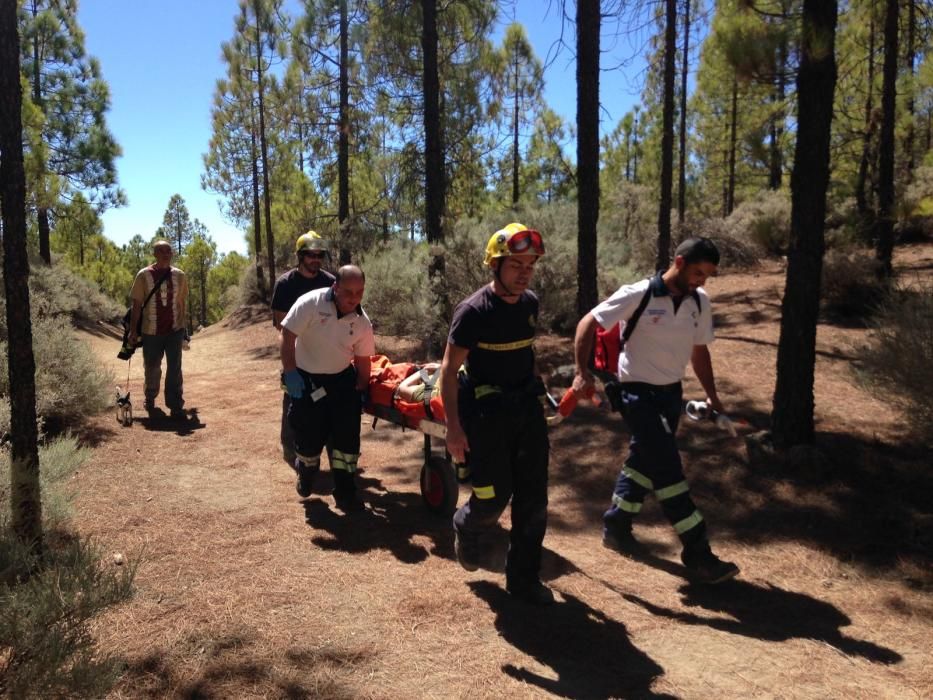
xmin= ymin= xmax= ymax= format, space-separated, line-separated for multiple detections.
xmin=771 ymin=0 xmax=838 ymax=449
xmin=19 ymin=0 xmax=123 ymax=265
xmin=155 ymin=194 xmax=196 ymax=256
xmin=1 ymin=0 xmax=43 ymax=550
xmin=576 ymin=0 xmax=600 ymax=317
xmin=492 ymin=23 xmax=544 ymax=207
xmin=874 ymin=0 xmax=898 ymax=276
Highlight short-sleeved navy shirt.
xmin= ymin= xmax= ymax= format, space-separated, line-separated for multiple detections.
xmin=448 ymin=285 xmax=539 ymax=389
xmin=271 ymin=268 xmax=336 ymax=320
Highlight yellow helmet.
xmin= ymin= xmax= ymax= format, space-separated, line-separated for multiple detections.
xmin=483 ymin=222 xmax=545 ymax=267
xmin=295 ymin=230 xmax=328 ymax=254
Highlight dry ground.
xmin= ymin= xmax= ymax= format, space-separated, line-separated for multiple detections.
xmin=71 ymin=244 xmax=933 ymax=699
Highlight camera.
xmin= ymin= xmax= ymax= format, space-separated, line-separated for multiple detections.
xmin=117 ymin=341 xmax=137 ymax=361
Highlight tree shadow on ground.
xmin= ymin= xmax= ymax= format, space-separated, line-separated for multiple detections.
xmin=74 ymin=318 xmax=124 ymax=340
xmin=469 ymin=580 xmax=676 ymax=699
xmin=247 ymin=344 xmax=279 ymax=361
xmin=624 ymin=578 xmax=902 ymax=665
xmin=548 ymin=380 xmax=932 ymax=590
xmin=685 ymin=420 xmax=932 ymax=579
xmin=118 ymin=633 xmax=361 ymax=699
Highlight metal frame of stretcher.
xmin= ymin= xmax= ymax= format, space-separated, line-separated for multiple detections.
xmin=363 ymin=400 xmax=459 ymax=516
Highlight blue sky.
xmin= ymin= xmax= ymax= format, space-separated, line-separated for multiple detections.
xmin=77 ymin=1 xmax=647 ymax=255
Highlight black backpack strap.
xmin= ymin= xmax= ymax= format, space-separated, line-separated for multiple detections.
xmin=620 ymin=285 xmax=653 ymax=347
xmin=142 ymin=270 xmax=171 ymax=308
xmin=134 ymin=270 xmax=172 ymax=335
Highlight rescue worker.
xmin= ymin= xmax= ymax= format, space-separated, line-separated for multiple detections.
xmin=272 ymin=231 xmax=336 ymax=464
xmin=572 ymin=237 xmax=740 ymax=584
xmin=440 ymin=223 xmax=553 ymax=606
xmin=280 ymin=265 xmax=374 ymax=512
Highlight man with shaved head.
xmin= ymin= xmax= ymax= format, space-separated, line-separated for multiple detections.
xmin=280 ymin=265 xmax=374 ymax=512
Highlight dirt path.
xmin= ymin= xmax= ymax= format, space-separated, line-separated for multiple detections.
xmin=73 ymin=248 xmax=932 ymax=699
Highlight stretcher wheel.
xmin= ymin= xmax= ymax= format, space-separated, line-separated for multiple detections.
xmin=420 ymin=456 xmax=458 ymax=516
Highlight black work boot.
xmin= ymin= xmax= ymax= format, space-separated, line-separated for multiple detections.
xmin=682 ymin=546 xmax=739 ymax=584
xmin=506 ymin=579 xmax=555 ymax=606
xmin=331 ymin=470 xmax=361 ymax=512
xmin=295 ymin=459 xmax=319 ymax=498
xmin=452 ymin=521 xmax=479 ymax=572
xmin=602 ymin=527 xmax=647 ymax=559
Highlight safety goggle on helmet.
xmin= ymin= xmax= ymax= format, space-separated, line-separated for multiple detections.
xmin=483 ymin=222 xmax=545 ymax=267
xmin=295 ymin=230 xmax=330 ymax=255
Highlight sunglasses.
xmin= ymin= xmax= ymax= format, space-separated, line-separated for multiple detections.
xmin=300 ymin=251 xmax=326 ymax=259
xmin=508 ymin=229 xmax=544 ymax=255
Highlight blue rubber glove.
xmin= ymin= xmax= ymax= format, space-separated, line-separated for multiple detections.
xmin=283 ymin=369 xmax=304 ymax=399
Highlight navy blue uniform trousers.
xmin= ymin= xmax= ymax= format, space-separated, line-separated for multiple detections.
xmin=603 ymin=382 xmax=709 ymax=553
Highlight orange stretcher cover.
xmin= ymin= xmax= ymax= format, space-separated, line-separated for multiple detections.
xmin=367 ymin=354 xmax=446 ymax=424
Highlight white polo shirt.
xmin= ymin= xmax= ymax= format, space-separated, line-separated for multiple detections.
xmin=283 ymin=287 xmax=375 ymax=375
xmin=591 ymin=274 xmax=714 ymax=385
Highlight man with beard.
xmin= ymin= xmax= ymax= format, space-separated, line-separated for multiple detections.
xmin=272 ymin=231 xmax=336 ymax=464
xmin=572 ymin=237 xmax=740 ymax=584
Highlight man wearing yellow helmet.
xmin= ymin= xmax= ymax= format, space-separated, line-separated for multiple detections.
xmin=439 ymin=222 xmax=554 ymax=606
xmin=272 ymin=231 xmax=336 ymax=465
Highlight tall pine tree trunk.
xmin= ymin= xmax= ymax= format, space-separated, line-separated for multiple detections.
xmin=338 ymin=0 xmax=351 ymax=264
xmin=656 ymin=0 xmax=677 ymax=270
xmin=677 ymin=0 xmax=690 ymax=225
xmin=253 ymin=0 xmax=275 ymax=289
xmin=874 ymin=0 xmax=898 ymax=278
xmin=250 ymin=104 xmax=266 ymax=301
xmin=771 ymin=0 xmax=838 ymax=449
xmin=29 ymin=4 xmax=51 ymax=265
xmin=904 ymin=0 xmax=915 ymax=179
xmin=769 ymin=38 xmax=787 ymax=190
xmin=855 ymin=1 xmax=876 ymax=218
xmin=422 ymin=0 xmax=447 ymax=352
xmin=199 ymin=260 xmax=208 ymax=327
xmin=727 ymin=75 xmax=738 ymax=216
xmin=511 ymin=42 xmax=520 ymax=207
xmin=576 ymin=0 xmax=599 ymax=317
xmin=1 ymin=0 xmax=43 ymax=550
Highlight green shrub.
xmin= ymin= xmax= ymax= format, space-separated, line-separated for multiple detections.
xmin=821 ymin=250 xmax=890 ymax=321
xmin=723 ymin=190 xmax=792 ymax=255
xmin=27 ymin=260 xmax=125 ymax=325
xmin=0 ymin=435 xmax=92 ymax=528
xmin=0 ymin=434 xmax=132 ymax=697
xmin=858 ymin=284 xmax=933 ymax=442
xmin=0 ymin=316 xmax=111 ymax=436
xmin=0 ymin=525 xmax=136 ymax=698
xmin=357 ymin=240 xmax=436 ymax=339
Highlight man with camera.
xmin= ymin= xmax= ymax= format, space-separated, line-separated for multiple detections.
xmin=127 ymin=240 xmax=189 ymax=420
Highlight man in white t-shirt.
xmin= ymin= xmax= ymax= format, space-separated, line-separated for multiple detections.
xmin=572 ymin=237 xmax=739 ymax=584
xmin=280 ymin=265 xmax=374 ymax=511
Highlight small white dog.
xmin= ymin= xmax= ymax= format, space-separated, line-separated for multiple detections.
xmin=115 ymin=386 xmax=133 ymax=427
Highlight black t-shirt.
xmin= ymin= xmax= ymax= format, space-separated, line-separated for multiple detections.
xmin=448 ymin=285 xmax=538 ymax=389
xmin=271 ymin=268 xmax=336 ymax=319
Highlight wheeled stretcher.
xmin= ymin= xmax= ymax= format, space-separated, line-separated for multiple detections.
xmin=362 ymin=355 xmax=568 ymax=516
xmin=363 ymin=356 xmax=459 ymax=515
